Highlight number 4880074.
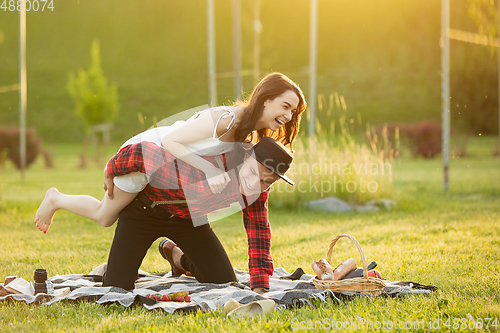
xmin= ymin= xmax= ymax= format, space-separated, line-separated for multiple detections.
xmin=1 ymin=0 xmax=55 ymax=11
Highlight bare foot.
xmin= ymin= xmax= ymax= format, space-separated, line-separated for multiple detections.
xmin=34 ymin=188 xmax=60 ymax=234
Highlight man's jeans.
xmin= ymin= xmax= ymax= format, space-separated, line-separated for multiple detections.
xmin=102 ymin=193 xmax=237 ymax=290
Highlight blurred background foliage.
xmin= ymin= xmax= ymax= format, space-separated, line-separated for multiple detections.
xmin=67 ymin=39 xmax=119 ymax=132
xmin=0 ymin=0 xmax=498 ymax=144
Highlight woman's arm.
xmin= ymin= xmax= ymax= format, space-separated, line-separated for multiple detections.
xmin=161 ymin=109 xmax=233 ymax=193
xmin=103 ymin=164 xmax=115 ymax=199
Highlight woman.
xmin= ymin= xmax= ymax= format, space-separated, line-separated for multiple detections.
xmin=34 ymin=72 xmax=306 ymax=233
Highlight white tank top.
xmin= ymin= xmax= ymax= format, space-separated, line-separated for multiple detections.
xmin=113 ymin=107 xmax=237 ymax=193
xmin=119 ymin=106 xmax=236 ymax=156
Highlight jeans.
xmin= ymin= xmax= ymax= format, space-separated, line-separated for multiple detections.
xmin=102 ymin=193 xmax=237 ymax=290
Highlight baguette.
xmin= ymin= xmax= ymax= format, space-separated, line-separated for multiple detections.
xmin=332 ymin=258 xmax=357 ymax=281
xmin=311 ymin=259 xmax=334 ymax=281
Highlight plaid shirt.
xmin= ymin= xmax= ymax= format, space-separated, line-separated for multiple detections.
xmin=106 ymin=142 xmax=273 ymax=289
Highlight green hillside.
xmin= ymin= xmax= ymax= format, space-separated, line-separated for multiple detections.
xmin=0 ymin=0 xmax=497 ymax=144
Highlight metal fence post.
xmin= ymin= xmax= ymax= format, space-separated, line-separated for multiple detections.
xmin=19 ymin=7 xmax=27 ymax=181
xmin=207 ymin=0 xmax=217 ymax=106
xmin=441 ymin=0 xmax=450 ymax=191
xmin=308 ymin=0 xmax=318 ymax=138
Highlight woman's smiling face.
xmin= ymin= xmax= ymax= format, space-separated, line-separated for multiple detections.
xmin=257 ymin=90 xmax=300 ymax=132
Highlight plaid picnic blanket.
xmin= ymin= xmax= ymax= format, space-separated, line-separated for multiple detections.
xmin=0 ymin=264 xmax=436 ymax=314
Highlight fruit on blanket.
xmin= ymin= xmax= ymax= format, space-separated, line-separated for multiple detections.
xmin=169 ymin=290 xmax=189 ymax=299
xmin=145 ymin=291 xmax=191 ymax=302
xmin=146 ymin=294 xmax=163 ymax=301
xmin=367 ymin=270 xmax=382 ymax=279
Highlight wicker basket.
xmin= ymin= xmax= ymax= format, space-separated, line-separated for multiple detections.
xmin=312 ymin=234 xmax=385 ymax=296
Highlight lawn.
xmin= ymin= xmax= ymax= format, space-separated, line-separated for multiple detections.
xmin=0 ymin=137 xmax=499 ymax=332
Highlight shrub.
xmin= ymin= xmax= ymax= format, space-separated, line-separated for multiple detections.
xmin=373 ymin=121 xmax=443 ymax=159
xmin=0 ymin=128 xmax=7 ymax=167
xmin=0 ymin=127 xmax=41 ymax=169
xmin=408 ymin=121 xmax=442 ymax=158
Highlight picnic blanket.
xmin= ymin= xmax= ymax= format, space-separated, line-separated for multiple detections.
xmin=0 ymin=264 xmax=437 ymax=314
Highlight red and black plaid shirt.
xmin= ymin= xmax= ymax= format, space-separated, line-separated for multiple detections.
xmin=106 ymin=142 xmax=273 ymax=289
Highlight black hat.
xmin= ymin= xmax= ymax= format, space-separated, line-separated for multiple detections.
xmin=251 ymin=137 xmax=294 ymax=186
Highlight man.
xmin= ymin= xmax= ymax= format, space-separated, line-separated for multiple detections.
xmin=102 ymin=137 xmax=294 ymax=294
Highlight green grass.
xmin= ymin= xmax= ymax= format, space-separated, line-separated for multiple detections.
xmin=1 ymin=137 xmax=500 ymax=332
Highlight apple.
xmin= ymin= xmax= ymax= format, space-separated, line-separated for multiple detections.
xmin=367 ymin=270 xmax=382 ymax=279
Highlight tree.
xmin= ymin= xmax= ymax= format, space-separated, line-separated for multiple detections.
xmin=67 ymin=39 xmax=119 ymax=167
xmin=467 ymin=0 xmax=498 ymax=55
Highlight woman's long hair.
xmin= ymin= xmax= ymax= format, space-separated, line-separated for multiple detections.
xmin=233 ymin=73 xmax=307 ymax=151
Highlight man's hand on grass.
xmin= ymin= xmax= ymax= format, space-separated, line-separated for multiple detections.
xmin=252 ymin=287 xmax=268 ymax=295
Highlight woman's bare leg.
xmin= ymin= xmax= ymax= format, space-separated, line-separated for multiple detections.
xmin=34 ymin=187 xmax=137 ymax=233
